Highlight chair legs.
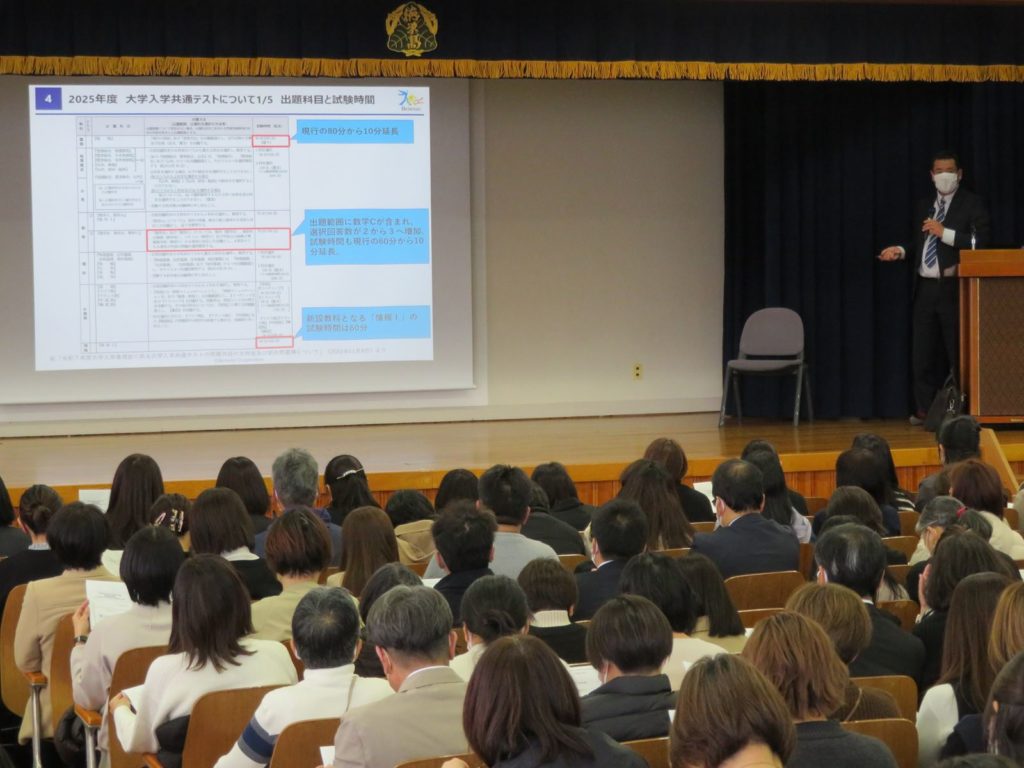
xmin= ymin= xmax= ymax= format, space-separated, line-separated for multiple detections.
xmin=28 ymin=683 xmax=44 ymax=768
xmin=721 ymin=367 xmax=813 ymax=428
xmin=719 ymin=368 xmax=744 ymax=427
xmin=84 ymin=723 xmax=98 ymax=768
xmin=718 ymin=368 xmax=731 ymax=427
xmin=792 ymin=365 xmax=814 ymax=427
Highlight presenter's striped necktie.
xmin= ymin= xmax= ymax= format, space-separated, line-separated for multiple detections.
xmin=923 ymin=198 xmax=947 ymax=270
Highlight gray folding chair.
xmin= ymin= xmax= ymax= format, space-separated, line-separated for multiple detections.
xmin=718 ymin=307 xmax=813 ymax=427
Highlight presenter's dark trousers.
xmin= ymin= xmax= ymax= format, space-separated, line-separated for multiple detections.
xmin=912 ymin=276 xmax=959 ymax=414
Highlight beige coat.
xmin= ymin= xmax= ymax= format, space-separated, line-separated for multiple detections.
xmin=395 ymin=520 xmax=435 ymax=564
xmin=14 ymin=565 xmax=119 ymax=742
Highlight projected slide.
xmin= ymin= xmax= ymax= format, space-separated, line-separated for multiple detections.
xmin=29 ymin=84 xmax=433 ymax=371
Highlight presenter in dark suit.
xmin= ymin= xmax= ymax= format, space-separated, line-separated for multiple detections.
xmin=879 ymin=151 xmax=990 ymax=424
xmin=691 ymin=460 xmax=799 ymax=580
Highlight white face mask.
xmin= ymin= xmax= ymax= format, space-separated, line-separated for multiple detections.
xmin=933 ymin=171 xmax=959 ymax=195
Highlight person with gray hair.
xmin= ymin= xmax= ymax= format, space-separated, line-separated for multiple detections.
xmin=215 ymin=587 xmax=391 ymax=768
xmin=255 ymin=448 xmax=343 ymax=566
xmin=814 ymin=523 xmax=926 ymax=687
xmin=332 ymin=586 xmax=469 ymax=768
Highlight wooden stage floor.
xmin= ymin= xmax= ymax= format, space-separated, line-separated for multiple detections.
xmin=2 ymin=413 xmax=1024 ymax=497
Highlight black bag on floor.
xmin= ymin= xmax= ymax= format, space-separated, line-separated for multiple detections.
xmin=924 ymin=372 xmax=966 ymax=432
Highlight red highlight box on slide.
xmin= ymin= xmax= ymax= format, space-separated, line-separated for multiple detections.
xmin=251 ymin=134 xmax=291 ymax=148
xmin=255 ymin=335 xmax=295 ymax=349
xmin=145 ymin=227 xmax=292 ymax=253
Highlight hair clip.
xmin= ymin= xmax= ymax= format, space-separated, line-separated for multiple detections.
xmin=334 ymin=467 xmax=365 ymax=481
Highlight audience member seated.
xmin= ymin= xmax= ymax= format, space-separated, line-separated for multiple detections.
xmin=216 ymin=457 xmax=273 ymax=535
xmin=989 ymin=583 xmax=1024 ymax=684
xmin=522 ymin=483 xmax=588 ymax=556
xmin=384 ymin=489 xmax=436 ymax=564
xmin=942 ymin=651 xmax=1024 ymax=762
xmin=692 ymin=459 xmax=799 ymax=579
xmin=326 ymin=506 xmax=400 ymax=597
xmin=71 ymin=526 xmax=185 ymax=751
xmin=785 ymin=583 xmax=900 ymax=722
xmin=643 ymin=437 xmax=715 ymax=524
xmin=676 ymin=553 xmax=747 ymax=653
xmin=621 ymin=552 xmax=722 ymax=689
xmin=532 ymin=462 xmax=597 ymax=531
xmin=949 ymin=459 xmax=1024 ymax=560
xmin=852 ymin=432 xmax=917 ymax=513
xmin=742 ymin=439 xmax=811 ymax=519
xmin=103 ymin=453 xmax=165 ymax=572
xmin=823 ymin=448 xmax=901 ymax=537
xmin=252 ymin=509 xmax=333 ymax=641
xmin=908 ymin=496 xmax=992 ymax=601
xmin=581 ymin=595 xmax=674 ymax=741
xmin=574 ymin=500 xmax=648 ymax=620
xmin=0 ymin=485 xmax=63 ymax=613
xmin=111 ymin=555 xmax=297 ymax=762
xmin=937 ymin=756 xmax=1018 ymax=768
xmin=331 ymin=585 xmax=467 ymax=768
xmin=519 ymin=558 xmax=588 ymax=663
xmin=434 ymin=468 xmax=478 ymax=511
xmin=451 ymin=574 xmax=531 ymax=680
xmin=670 ymin=654 xmax=796 ymax=768
xmin=324 ymin=454 xmax=380 ymax=528
xmin=14 ymin=502 xmax=119 ymax=744
xmin=743 ymin=449 xmax=812 ymax=543
xmin=424 ymin=465 xmax=558 ymax=580
xmin=916 ymin=572 xmax=1012 ymax=766
xmin=431 ymin=502 xmax=496 ymax=625
xmin=617 ymin=459 xmax=695 ymax=550
xmin=915 ymin=531 xmax=1016 ymax=691
xmin=191 ymin=487 xmax=282 ymax=600
xmin=258 ymin=448 xmax=342 ymax=566
xmin=813 ymin=522 xmax=925 ymax=685
xmin=215 ymin=587 xmax=392 ymax=768
xmin=918 ymin=416 xmax=982 ymax=511
xmin=0 ymin=475 xmax=30 ymax=557
xmin=816 ymin=486 xmax=891 ymax=544
xmin=742 ymin=612 xmax=898 ymax=768
xmin=816 ymin=514 xmax=909 ymax=602
xmin=150 ymin=493 xmax=191 ymax=551
xmin=442 ymin=635 xmax=646 ymax=768
xmin=352 ymin=563 xmax=422 ymax=679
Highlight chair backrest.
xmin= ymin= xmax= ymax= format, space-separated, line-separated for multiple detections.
xmin=738 ymin=607 xmax=783 ymax=629
xmin=724 ymin=571 xmax=805 ymax=611
xmin=877 ymin=600 xmax=919 ymax=633
xmin=318 ymin=566 xmax=341 ymax=585
xmin=898 ymin=510 xmax=918 ymax=537
xmin=268 ymin=718 xmax=340 ymax=768
xmin=851 ymin=676 xmax=918 ymax=721
xmin=738 ymin=308 xmax=804 ymax=358
xmin=804 ymin=496 xmax=828 ymax=515
xmin=882 ymin=536 xmax=918 ymax=560
xmin=798 ymin=542 xmax=814 ymax=579
xmin=841 ymin=718 xmax=917 ymax=768
xmin=1004 ymin=506 xmax=1020 ymax=531
xmin=407 ymin=560 xmax=430 ymax=577
xmin=395 ymin=753 xmax=483 ymax=768
xmin=108 ymin=645 xmax=169 ymax=768
xmin=691 ymin=522 xmax=716 ymax=534
xmin=282 ymin=641 xmax=304 ymax=677
xmin=623 ymin=737 xmax=670 ymax=768
xmin=886 ymin=565 xmax=911 ymax=589
xmin=179 ymin=686 xmax=282 ymax=768
xmin=655 ymin=547 xmax=690 ymax=559
xmin=558 ymin=553 xmax=587 ymax=572
xmin=0 ymin=583 xmax=30 ymax=714
xmin=49 ymin=614 xmax=76 ymax=725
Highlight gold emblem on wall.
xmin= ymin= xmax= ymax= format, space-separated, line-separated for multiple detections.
xmin=386 ymin=3 xmax=438 ymax=57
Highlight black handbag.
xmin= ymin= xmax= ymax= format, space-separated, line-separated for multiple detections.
xmin=924 ymin=371 xmax=966 ymax=432
xmin=53 ymin=706 xmax=90 ymax=768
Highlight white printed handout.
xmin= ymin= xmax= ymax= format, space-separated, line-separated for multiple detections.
xmin=86 ymin=579 xmax=133 ymax=626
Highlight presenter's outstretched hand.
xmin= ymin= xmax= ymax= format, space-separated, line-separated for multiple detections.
xmin=877 ymin=246 xmax=902 ymax=261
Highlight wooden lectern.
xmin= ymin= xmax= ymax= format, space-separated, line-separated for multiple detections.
xmin=959 ymin=250 xmax=1024 ymax=423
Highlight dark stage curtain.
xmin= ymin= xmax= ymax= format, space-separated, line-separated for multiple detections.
xmin=723 ymin=82 xmax=1024 ymax=420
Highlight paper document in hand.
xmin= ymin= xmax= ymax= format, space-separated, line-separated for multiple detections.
xmin=568 ymin=663 xmax=601 ymax=696
xmin=78 ymin=489 xmax=111 ymax=512
xmin=86 ymin=580 xmax=133 ymax=626
xmin=320 ymin=746 xmax=335 ymax=765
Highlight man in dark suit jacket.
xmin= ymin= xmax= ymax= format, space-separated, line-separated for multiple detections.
xmin=690 ymin=459 xmax=799 ymax=580
xmin=522 ymin=483 xmax=588 ymax=556
xmin=814 ymin=522 xmax=926 ymax=687
xmin=879 ymin=150 xmax=990 ymax=423
xmin=574 ymin=499 xmax=648 ymax=620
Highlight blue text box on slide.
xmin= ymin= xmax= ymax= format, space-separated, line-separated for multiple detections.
xmin=293 ymin=119 xmax=414 ymax=144
xmin=294 ymin=209 xmax=430 ymax=265
xmin=296 ymin=306 xmax=431 ymax=341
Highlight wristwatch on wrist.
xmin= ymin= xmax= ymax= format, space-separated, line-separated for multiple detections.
xmin=74 ymin=635 xmax=89 ymax=645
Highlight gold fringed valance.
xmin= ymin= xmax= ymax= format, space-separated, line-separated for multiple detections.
xmin=3 ymin=56 xmax=1024 ymax=83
